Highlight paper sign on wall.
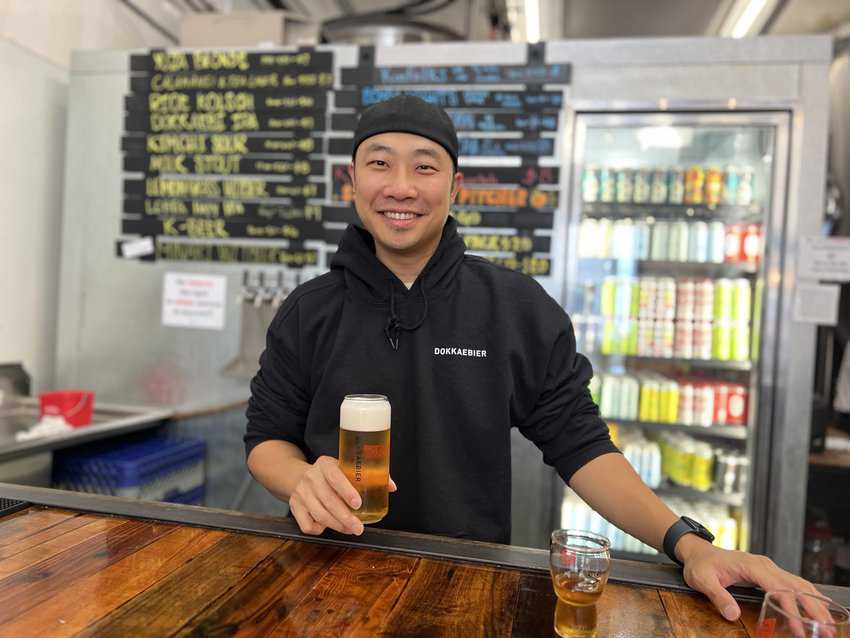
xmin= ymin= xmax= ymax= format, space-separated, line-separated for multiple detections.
xmin=162 ymin=273 xmax=226 ymax=330
xmin=792 ymin=282 xmax=840 ymax=325
xmin=798 ymin=236 xmax=850 ymax=282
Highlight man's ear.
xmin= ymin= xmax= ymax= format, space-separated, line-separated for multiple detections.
xmin=450 ymin=171 xmax=463 ymax=202
xmin=347 ymin=161 xmax=355 ymax=193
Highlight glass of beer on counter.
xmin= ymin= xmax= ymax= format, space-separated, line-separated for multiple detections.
xmin=756 ymin=590 xmax=848 ymax=637
xmin=339 ymin=394 xmax=391 ymax=524
xmin=549 ymin=529 xmax=611 ymax=638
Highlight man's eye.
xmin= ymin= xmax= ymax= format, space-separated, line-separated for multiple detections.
xmin=369 ymin=160 xmax=387 ymax=167
xmin=418 ymin=164 xmax=436 ymax=171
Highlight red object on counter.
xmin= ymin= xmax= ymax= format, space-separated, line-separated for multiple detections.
xmin=39 ymin=390 xmax=95 ymax=427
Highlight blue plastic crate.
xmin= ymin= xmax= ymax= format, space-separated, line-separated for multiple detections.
xmin=53 ymin=433 xmax=206 ymax=503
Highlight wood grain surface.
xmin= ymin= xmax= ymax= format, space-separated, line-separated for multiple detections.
xmin=0 ymin=506 xmax=778 ymax=637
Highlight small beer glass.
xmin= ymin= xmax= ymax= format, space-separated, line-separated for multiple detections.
xmin=756 ymin=590 xmax=849 ymax=638
xmin=549 ymin=530 xmax=611 ymax=638
xmin=338 ymin=394 xmax=391 ymax=524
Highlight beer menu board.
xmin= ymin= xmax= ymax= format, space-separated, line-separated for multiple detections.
xmin=119 ymin=44 xmax=570 ymax=276
xmin=119 ymin=48 xmax=333 ymax=266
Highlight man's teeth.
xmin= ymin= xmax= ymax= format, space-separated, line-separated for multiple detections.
xmin=384 ymin=211 xmax=415 ymax=220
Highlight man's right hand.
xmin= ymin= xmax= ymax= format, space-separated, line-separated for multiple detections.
xmin=289 ymin=455 xmax=366 ymax=536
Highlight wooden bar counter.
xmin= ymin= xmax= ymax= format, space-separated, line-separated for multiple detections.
xmin=0 ymin=484 xmax=847 ymax=637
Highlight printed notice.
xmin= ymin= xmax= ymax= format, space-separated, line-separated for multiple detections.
xmin=162 ymin=273 xmax=226 ymax=330
xmin=792 ymin=282 xmax=840 ymax=325
xmin=798 ymin=236 xmax=850 ymax=282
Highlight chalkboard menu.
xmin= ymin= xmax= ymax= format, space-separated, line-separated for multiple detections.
xmin=118 ymin=44 xmax=570 ymax=277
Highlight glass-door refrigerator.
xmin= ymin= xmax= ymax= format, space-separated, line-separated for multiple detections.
xmin=560 ymin=112 xmax=790 ymax=561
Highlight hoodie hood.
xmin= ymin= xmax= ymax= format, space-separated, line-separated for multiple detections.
xmin=330 ymin=216 xmax=466 ymax=350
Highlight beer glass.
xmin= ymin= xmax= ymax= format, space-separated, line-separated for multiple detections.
xmin=756 ymin=590 xmax=849 ymax=638
xmin=549 ymin=530 xmax=611 ymax=638
xmin=338 ymin=394 xmax=391 ymax=524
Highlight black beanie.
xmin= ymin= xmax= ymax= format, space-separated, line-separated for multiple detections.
xmin=352 ymin=94 xmax=459 ymax=170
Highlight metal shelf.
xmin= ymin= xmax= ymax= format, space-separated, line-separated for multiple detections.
xmin=653 ymin=483 xmax=745 ymax=508
xmin=595 ymin=354 xmax=753 ymax=373
xmin=610 ymin=419 xmax=748 ymax=441
xmin=577 ymin=257 xmax=758 ymax=277
xmin=581 ymin=201 xmax=763 ymax=222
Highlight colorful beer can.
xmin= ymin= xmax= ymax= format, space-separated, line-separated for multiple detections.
xmin=668 ymin=168 xmax=686 ymax=204
xmin=705 ymin=167 xmax=723 ymax=208
xmin=713 ymin=279 xmax=733 ymax=322
xmin=638 ymin=277 xmax=657 ymax=318
xmin=600 ymin=276 xmax=617 ymax=318
xmin=688 ymin=221 xmax=710 ymax=263
xmin=620 ymin=374 xmax=640 ymax=420
xmin=731 ymin=279 xmax=751 ymax=323
xmin=616 ymin=168 xmax=634 ymax=203
xmin=599 ymin=168 xmax=615 ymax=203
xmin=597 ymin=217 xmax=613 ymax=257
xmin=578 ymin=218 xmax=599 ymax=258
xmin=660 ymin=380 xmax=681 ymax=424
xmin=650 ymin=221 xmax=670 ymax=261
xmin=685 ymin=166 xmax=705 ymax=205
xmin=731 ymin=322 xmax=750 ymax=361
xmin=742 ymin=224 xmax=762 ymax=265
xmin=713 ymin=383 xmax=730 ymax=425
xmin=633 ymin=168 xmax=652 ymax=203
xmin=674 ymin=320 xmax=694 ymax=359
xmin=712 ymin=321 xmax=733 ymax=360
xmin=676 ymin=279 xmax=695 ymax=320
xmin=656 ymin=319 xmax=675 ymax=358
xmin=724 ymin=223 xmax=744 ymax=263
xmin=582 ymin=165 xmax=600 ymax=202
xmin=693 ymin=320 xmax=713 ymax=359
xmin=708 ymin=221 xmax=726 ymax=263
xmin=691 ymin=443 xmax=714 ymax=492
xmin=601 ymin=319 xmax=616 ymax=355
xmin=723 ymin=166 xmax=740 ymax=205
xmin=736 ymin=168 xmax=754 ymax=206
xmin=679 ymin=381 xmax=695 ymax=424
xmin=650 ymin=168 xmax=668 ymax=203
xmin=626 ymin=319 xmax=639 ymax=355
xmin=640 ymin=378 xmax=661 ymax=422
xmin=726 ymin=384 xmax=749 ymax=425
xmin=599 ymin=374 xmax=619 ymax=418
xmin=668 ymin=221 xmax=690 ymax=262
xmin=694 ymin=278 xmax=715 ymax=321
xmin=637 ymin=318 xmax=655 ymax=356
xmin=634 ymin=220 xmax=651 ymax=260
xmin=694 ymin=383 xmax=715 ymax=426
xmin=657 ymin=277 xmax=677 ymax=320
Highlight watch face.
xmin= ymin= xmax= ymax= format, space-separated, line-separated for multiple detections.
xmin=682 ymin=516 xmax=715 ymax=541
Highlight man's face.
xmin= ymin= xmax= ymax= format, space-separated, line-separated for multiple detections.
xmin=348 ymin=132 xmax=461 ymax=261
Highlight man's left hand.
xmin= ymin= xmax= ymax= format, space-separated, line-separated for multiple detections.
xmin=676 ymin=535 xmax=823 ymax=621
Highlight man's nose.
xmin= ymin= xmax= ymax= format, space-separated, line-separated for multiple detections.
xmin=381 ymin=168 xmax=417 ymax=199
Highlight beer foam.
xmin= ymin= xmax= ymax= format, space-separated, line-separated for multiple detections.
xmin=340 ymin=395 xmax=391 ymax=432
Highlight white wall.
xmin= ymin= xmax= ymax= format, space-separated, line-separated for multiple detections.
xmin=0 ymin=0 xmax=171 ymax=392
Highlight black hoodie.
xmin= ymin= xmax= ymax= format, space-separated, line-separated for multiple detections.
xmin=245 ymin=217 xmax=618 ymax=544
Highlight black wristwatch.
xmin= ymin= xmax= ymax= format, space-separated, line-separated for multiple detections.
xmin=663 ymin=516 xmax=715 ymax=566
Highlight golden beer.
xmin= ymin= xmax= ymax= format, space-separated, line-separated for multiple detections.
xmin=550 ymin=530 xmax=611 ymax=638
xmin=339 ymin=394 xmax=391 ymax=524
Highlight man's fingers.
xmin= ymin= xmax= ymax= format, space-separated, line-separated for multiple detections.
xmin=319 ymin=459 xmax=363 ymax=509
xmin=691 ymin=572 xmax=740 ymax=621
xmin=289 ymin=496 xmax=325 ymax=535
xmin=388 ymin=476 xmax=397 ymax=492
xmin=300 ymin=490 xmax=351 ymax=535
xmin=310 ymin=474 xmax=364 ymax=534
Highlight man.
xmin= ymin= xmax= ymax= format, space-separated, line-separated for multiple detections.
xmin=246 ymin=94 xmax=821 ymax=622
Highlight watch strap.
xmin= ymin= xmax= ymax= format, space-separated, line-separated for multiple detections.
xmin=663 ymin=516 xmax=714 ymax=566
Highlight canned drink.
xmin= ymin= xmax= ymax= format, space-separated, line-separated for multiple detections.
xmin=656 ymin=319 xmax=675 ymax=358
xmin=601 ymin=319 xmax=616 ymax=355
xmin=597 ymin=217 xmax=613 ymax=257
xmin=339 ymin=394 xmax=391 ymax=524
xmin=674 ymin=320 xmax=694 ymax=359
xmin=660 ymin=380 xmax=680 ymax=424
xmin=708 ymin=221 xmax=726 ymax=263
xmin=640 ymin=378 xmax=661 ymax=422
xmin=638 ymin=277 xmax=657 ymax=318
xmin=668 ymin=221 xmax=690 ymax=262
xmin=637 ymin=318 xmax=655 ymax=356
xmin=723 ymin=166 xmax=740 ymax=205
xmin=613 ymin=220 xmax=635 ymax=259
xmin=691 ymin=443 xmax=714 ymax=492
xmin=634 ymin=220 xmax=651 ymax=260
xmin=713 ymin=321 xmax=733 ymax=360
xmin=626 ymin=319 xmax=639 ymax=355
xmin=633 ymin=168 xmax=652 ymax=203
xmin=676 ymin=279 xmax=695 ymax=320
xmin=726 ymin=384 xmax=749 ymax=425
xmin=599 ymin=168 xmax=615 ymax=203
xmin=731 ymin=279 xmax=751 ymax=323
xmin=582 ymin=165 xmax=600 ymax=202
xmin=736 ymin=168 xmax=754 ymax=206
xmin=713 ymin=383 xmax=729 ymax=425
xmin=577 ymin=218 xmax=598 ymax=258
xmin=616 ymin=168 xmax=634 ymax=203
xmin=668 ymin=168 xmax=686 ymax=204
xmin=724 ymin=223 xmax=744 ymax=263
xmin=714 ymin=279 xmax=734 ymax=322
xmin=705 ymin=167 xmax=723 ymax=208
xmin=629 ymin=279 xmax=641 ymax=319
xmin=600 ymin=276 xmax=617 ymax=317
xmin=615 ymin=277 xmax=633 ymax=318
xmin=679 ymin=381 xmax=695 ymax=424
xmin=685 ymin=166 xmax=705 ymax=205
xmin=650 ymin=168 xmax=669 ymax=203
xmin=599 ymin=374 xmax=619 ymax=418
xmin=650 ymin=221 xmax=671 ymax=261
xmin=731 ymin=322 xmax=750 ymax=361
xmin=688 ymin=221 xmax=710 ymax=263
xmin=694 ymin=278 xmax=715 ymax=321
xmin=657 ymin=277 xmax=677 ymax=320
xmin=584 ymin=316 xmax=599 ymax=354
xmin=742 ymin=224 xmax=762 ymax=264
xmin=693 ymin=320 xmax=713 ymax=359
xmin=620 ymin=374 xmax=640 ymax=420
xmin=694 ymin=384 xmax=715 ymax=426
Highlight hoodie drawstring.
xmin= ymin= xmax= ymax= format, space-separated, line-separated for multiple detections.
xmin=384 ymin=280 xmax=429 ymax=351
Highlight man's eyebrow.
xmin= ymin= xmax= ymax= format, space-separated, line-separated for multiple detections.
xmin=413 ymin=147 xmax=442 ymax=160
xmin=364 ymin=142 xmax=395 ymax=154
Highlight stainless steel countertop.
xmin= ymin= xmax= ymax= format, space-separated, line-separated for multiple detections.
xmin=0 ymin=398 xmax=173 ymax=462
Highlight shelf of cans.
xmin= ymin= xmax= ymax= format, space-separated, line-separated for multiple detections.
xmin=577 ymin=217 xmax=762 ymax=266
xmin=573 ymin=276 xmax=758 ymax=364
xmin=591 ymin=371 xmax=749 ymax=434
xmin=581 ymin=164 xmax=756 ymax=209
xmin=560 ymin=488 xmax=742 ymax=555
